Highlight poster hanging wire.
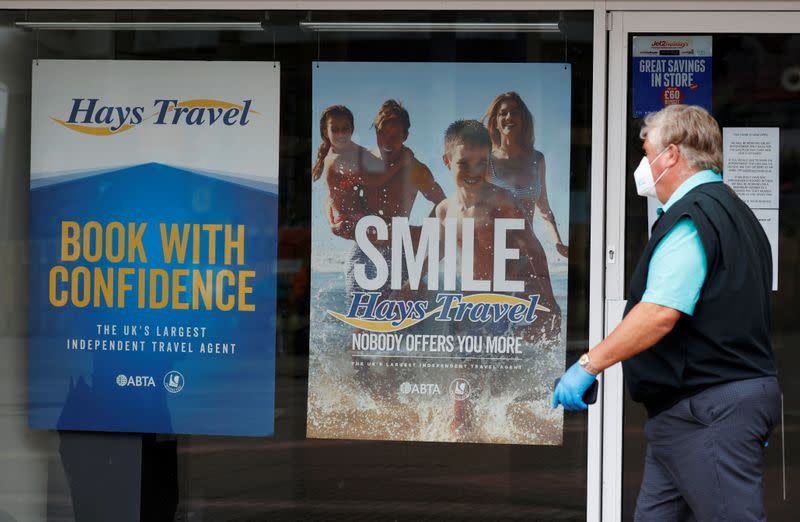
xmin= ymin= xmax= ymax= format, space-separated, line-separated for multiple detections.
xmin=304 ymin=12 xmax=320 ymax=68
xmin=263 ymin=12 xmax=276 ymax=68
xmin=35 ymin=29 xmax=39 ymax=66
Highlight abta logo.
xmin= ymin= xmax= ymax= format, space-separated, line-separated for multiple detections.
xmin=116 ymin=374 xmax=156 ymax=388
xmin=51 ymin=98 xmax=259 ymax=136
xmin=400 ymin=382 xmax=442 ymax=395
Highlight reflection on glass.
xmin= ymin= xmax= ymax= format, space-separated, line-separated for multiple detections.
xmin=0 ymin=9 xmax=594 ymax=521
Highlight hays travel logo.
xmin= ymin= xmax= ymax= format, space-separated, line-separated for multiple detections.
xmin=50 ymin=97 xmax=260 ymax=136
xmin=329 ymin=292 xmax=549 ymax=333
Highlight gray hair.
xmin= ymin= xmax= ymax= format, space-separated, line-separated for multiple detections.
xmin=639 ymin=105 xmax=723 ymax=173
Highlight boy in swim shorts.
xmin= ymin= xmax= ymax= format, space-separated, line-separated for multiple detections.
xmin=435 ymin=120 xmax=561 ymax=440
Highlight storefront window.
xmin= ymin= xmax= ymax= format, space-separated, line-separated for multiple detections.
xmin=0 ymin=9 xmax=594 ymax=520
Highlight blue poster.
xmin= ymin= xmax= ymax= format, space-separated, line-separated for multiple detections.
xmin=28 ymin=60 xmax=280 ymax=436
xmin=632 ymin=36 xmax=712 ymax=118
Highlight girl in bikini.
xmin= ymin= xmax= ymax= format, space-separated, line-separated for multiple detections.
xmin=312 ymin=105 xmax=412 ymax=239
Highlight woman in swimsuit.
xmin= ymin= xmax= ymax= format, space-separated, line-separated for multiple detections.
xmin=481 ymin=92 xmax=569 ymax=258
xmin=482 ymin=93 xmax=566 ymax=341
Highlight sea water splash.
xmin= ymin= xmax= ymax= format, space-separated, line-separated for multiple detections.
xmin=307 ymin=270 xmax=567 ymax=444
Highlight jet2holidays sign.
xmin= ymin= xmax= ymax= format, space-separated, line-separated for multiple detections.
xmin=632 ymin=36 xmax=712 ymax=118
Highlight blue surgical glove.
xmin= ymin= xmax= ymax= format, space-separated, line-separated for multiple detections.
xmin=553 ymin=361 xmax=597 ymax=411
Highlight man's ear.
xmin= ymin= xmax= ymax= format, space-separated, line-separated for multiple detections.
xmin=442 ymin=153 xmax=451 ymax=169
xmin=665 ymin=143 xmax=681 ymax=167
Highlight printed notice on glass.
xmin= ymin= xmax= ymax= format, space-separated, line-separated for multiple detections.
xmin=723 ymin=127 xmax=780 ymax=290
xmin=723 ymin=128 xmax=779 ymax=209
xmin=752 ymin=209 xmax=779 ymax=291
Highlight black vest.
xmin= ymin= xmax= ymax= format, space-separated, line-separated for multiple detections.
xmin=623 ymin=182 xmax=776 ymax=417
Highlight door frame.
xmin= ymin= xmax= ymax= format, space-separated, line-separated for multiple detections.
xmin=603 ymin=9 xmax=800 ymax=521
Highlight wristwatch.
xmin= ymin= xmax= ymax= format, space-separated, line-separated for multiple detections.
xmin=578 ymin=353 xmax=600 ymax=375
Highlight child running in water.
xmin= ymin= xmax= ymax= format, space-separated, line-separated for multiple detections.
xmin=435 ymin=120 xmax=560 ymax=328
xmin=312 ymin=105 xmax=412 ymax=239
xmin=435 ymin=120 xmax=561 ymax=441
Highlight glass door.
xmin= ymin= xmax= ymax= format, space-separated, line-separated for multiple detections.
xmin=605 ymin=10 xmax=800 ymax=521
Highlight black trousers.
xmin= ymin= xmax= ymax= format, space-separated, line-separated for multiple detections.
xmin=635 ymin=376 xmax=780 ymax=521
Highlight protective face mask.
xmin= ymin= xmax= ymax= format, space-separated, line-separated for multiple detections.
xmin=633 ymin=148 xmax=669 ymax=198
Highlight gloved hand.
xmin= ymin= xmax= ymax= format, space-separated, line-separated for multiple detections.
xmin=553 ymin=361 xmax=597 ymax=411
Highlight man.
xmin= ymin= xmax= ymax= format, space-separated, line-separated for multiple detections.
xmin=365 ymin=99 xmax=445 ymax=223
xmin=554 ymin=105 xmax=779 ymax=521
xmin=335 ymin=101 xmax=445 ymax=398
xmin=339 ymin=99 xmax=446 ymax=296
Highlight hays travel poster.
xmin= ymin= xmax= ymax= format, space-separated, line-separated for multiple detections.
xmin=28 ymin=60 xmax=279 ymax=436
xmin=307 ymin=62 xmax=571 ymax=445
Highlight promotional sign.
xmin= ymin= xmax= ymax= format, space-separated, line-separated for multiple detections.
xmin=29 ymin=60 xmax=280 ymax=436
xmin=308 ymin=62 xmax=571 ymax=445
xmin=633 ymin=36 xmax=712 ymax=118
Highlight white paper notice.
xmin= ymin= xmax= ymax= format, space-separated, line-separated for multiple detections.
xmin=752 ymin=209 xmax=779 ymax=291
xmin=723 ymin=128 xmax=779 ymax=208
xmin=723 ymin=127 xmax=780 ymax=290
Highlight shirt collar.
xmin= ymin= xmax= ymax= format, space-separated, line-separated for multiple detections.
xmin=660 ymin=169 xmax=723 ymax=213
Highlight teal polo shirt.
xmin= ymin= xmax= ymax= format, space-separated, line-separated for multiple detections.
xmin=641 ymin=169 xmax=723 ymax=315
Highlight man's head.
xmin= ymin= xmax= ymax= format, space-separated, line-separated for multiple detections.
xmin=443 ymin=120 xmax=492 ymax=188
xmin=639 ymin=105 xmax=723 ymax=202
xmin=373 ymin=100 xmax=411 ymax=158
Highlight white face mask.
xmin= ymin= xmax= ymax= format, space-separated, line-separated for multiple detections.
xmin=633 ymin=147 xmax=669 ymax=199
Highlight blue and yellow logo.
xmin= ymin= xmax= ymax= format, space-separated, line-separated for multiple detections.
xmin=51 ymin=98 xmax=259 ymax=136
xmin=329 ymin=292 xmax=549 ymax=333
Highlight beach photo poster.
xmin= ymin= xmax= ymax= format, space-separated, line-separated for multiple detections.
xmin=28 ymin=60 xmax=280 ymax=436
xmin=308 ymin=62 xmax=572 ymax=445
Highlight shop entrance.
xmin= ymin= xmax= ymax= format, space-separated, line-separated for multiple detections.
xmin=604 ymin=10 xmax=800 ymax=521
